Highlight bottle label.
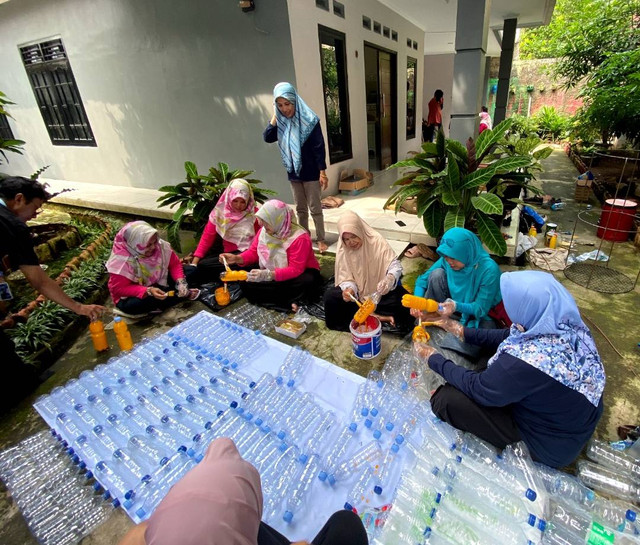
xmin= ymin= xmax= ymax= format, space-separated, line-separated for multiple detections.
xmin=587 ymin=522 xmax=615 ymax=545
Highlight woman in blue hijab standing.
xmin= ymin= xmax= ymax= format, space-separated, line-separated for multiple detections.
xmin=264 ymin=82 xmax=329 ymax=254
xmin=415 ymin=271 xmax=605 ymax=468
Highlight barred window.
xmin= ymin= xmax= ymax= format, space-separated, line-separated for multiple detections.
xmin=20 ymin=38 xmax=96 ymax=146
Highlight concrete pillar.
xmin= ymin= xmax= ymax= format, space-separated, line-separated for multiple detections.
xmin=494 ymin=18 xmax=517 ymax=125
xmin=449 ymin=0 xmax=491 ymax=143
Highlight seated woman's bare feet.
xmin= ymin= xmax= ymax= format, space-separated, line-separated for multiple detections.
xmin=317 ymin=240 xmax=329 ymax=254
xmin=291 ymin=303 xmax=299 ymax=313
xmin=404 ymin=243 xmax=437 ymax=261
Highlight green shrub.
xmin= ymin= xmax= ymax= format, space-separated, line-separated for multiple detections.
xmin=533 ymin=106 xmax=571 ymax=142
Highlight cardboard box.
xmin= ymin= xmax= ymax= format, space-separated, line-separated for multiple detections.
xmin=274 ymin=319 xmax=306 ymax=339
xmin=575 ymin=178 xmax=593 ymax=202
xmin=339 ymin=169 xmax=373 ymax=194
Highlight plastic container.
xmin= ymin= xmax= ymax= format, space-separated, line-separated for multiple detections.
xmin=597 ymin=199 xmax=638 ymax=242
xmin=401 ymin=294 xmax=439 ymax=312
xmin=113 ymin=317 xmax=133 ymax=351
xmin=89 ymin=320 xmax=109 ymax=352
xmin=350 ymin=315 xmax=381 ymax=360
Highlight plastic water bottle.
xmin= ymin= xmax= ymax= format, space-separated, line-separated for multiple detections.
xmin=91 ymin=425 xmax=122 ymax=459
xmin=73 ymin=434 xmax=105 ymax=467
xmin=299 ymin=411 xmax=336 ymax=464
xmin=589 ymin=497 xmax=638 ymax=535
xmin=128 ymin=435 xmax=170 ymax=469
xmin=160 ymin=415 xmax=199 ymax=441
xmin=149 ymin=385 xmax=181 ymax=412
xmin=328 ymin=441 xmax=383 ymax=485
xmin=374 ymin=444 xmax=401 ymax=495
xmin=93 ymin=459 xmax=140 ymax=499
xmin=577 ymin=459 xmax=640 ymax=503
xmin=318 ymin=423 xmax=358 ymax=482
xmin=394 ymin=402 xmax=430 ymax=446
xmin=533 ymin=461 xmax=596 ymax=508
xmin=161 ymin=376 xmax=192 ymax=401
xmin=54 ymin=412 xmax=85 ymax=441
xmin=344 ymin=464 xmax=376 ymax=513
xmin=425 ymin=415 xmax=461 ymax=451
xmin=123 ymin=405 xmax=152 ymax=433
xmin=145 ymin=425 xmax=185 ymax=452
xmin=113 ymin=447 xmax=150 ymax=481
xmin=73 ymin=403 xmax=100 ymax=431
xmin=282 ymin=454 xmax=321 ymax=524
xmin=173 ymin=403 xmax=211 ymax=428
xmin=196 ymin=387 xmax=238 ymax=411
xmin=113 ymin=316 xmax=134 ymax=351
xmin=208 ymin=374 xmax=250 ymax=400
xmin=102 ymin=386 xmax=135 ymax=412
xmin=587 ymin=438 xmax=640 ymax=484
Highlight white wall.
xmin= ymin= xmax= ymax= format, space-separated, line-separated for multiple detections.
xmin=286 ymin=0 xmax=424 ymax=192
xmin=423 ymin=54 xmax=455 ymax=137
xmin=0 ymin=0 xmax=297 ymax=198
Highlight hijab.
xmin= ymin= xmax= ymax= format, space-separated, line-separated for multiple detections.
xmin=209 ymin=178 xmax=256 ymax=251
xmin=145 ymin=438 xmax=263 ymax=545
xmin=255 ymin=199 xmax=305 ymax=270
xmin=479 ymin=111 xmax=492 ymax=130
xmin=105 ymin=221 xmax=172 ymax=287
xmin=488 ymin=271 xmax=605 ymax=407
xmin=273 ymin=82 xmax=319 ymax=176
xmin=335 ymin=211 xmax=398 ymax=297
xmin=431 ymin=227 xmax=501 ymax=325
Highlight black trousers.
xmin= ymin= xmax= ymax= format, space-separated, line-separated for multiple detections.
xmin=430 ymin=383 xmax=522 ymax=450
xmin=115 ymin=281 xmax=183 ymax=315
xmin=323 ymin=284 xmax=413 ymax=332
xmin=1 ymin=329 xmax=39 ymax=412
xmin=240 ymin=268 xmax=323 ymax=312
xmin=185 ymin=250 xmax=243 ymax=287
xmin=257 ymin=510 xmax=368 ymax=545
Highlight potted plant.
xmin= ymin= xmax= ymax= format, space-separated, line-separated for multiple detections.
xmin=157 ymin=161 xmax=277 ymax=251
xmin=384 ymin=119 xmax=552 ymax=255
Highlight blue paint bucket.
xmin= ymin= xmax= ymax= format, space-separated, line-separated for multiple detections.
xmin=350 ymin=316 xmax=381 ymax=359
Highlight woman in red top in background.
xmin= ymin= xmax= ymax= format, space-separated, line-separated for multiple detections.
xmin=220 ymin=199 xmax=322 ymax=312
xmin=107 ymin=221 xmax=198 ymax=318
xmin=185 ymin=179 xmax=259 ymax=286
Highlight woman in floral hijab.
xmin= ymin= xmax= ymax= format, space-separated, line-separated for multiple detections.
xmin=106 ymin=221 xmax=197 ymax=317
xmin=187 ymin=178 xmax=258 ymax=285
xmin=414 ymin=271 xmax=605 ymax=468
xmin=220 ymin=199 xmax=321 ymax=311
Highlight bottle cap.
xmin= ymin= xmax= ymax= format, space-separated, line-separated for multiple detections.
xmin=298 ymin=454 xmax=308 ymax=464
xmin=537 ymin=520 xmax=546 ymax=532
xmin=230 ymin=401 xmax=238 ymax=409
xmin=364 ymin=419 xmax=373 ymax=429
xmin=395 ymin=434 xmax=405 ymax=445
xmin=374 ymin=485 xmax=382 ymax=495
xmin=277 ymin=431 xmax=286 ymax=440
xmin=371 ymin=408 xmax=379 ymax=417
xmin=385 ymin=422 xmax=394 ymax=431
xmin=527 ymin=514 xmax=536 ymax=527
xmin=349 ymin=423 xmax=357 ymax=433
xmin=525 ymin=488 xmax=537 ymax=501
xmin=123 ymin=499 xmax=134 ymax=509
xmin=327 ymin=475 xmax=336 ymax=486
xmin=391 ymin=443 xmax=399 ymax=453
xmin=114 ymin=316 xmax=122 ymax=323
xmin=283 ymin=511 xmax=293 ymax=523
xmin=373 ymin=430 xmax=382 ymax=440
xmin=360 ymin=407 xmax=369 ymax=417
xmin=136 ymin=508 xmax=146 ymax=519
xmin=626 ymin=510 xmax=636 ymax=522
xmin=318 ymin=471 xmax=328 ymax=481
xmin=255 ymin=417 xmax=263 ymax=427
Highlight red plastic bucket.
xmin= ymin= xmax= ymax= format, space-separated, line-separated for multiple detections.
xmin=596 ymin=199 xmax=637 ymax=242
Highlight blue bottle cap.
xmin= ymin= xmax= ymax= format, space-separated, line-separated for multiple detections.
xmin=537 ymin=520 xmax=546 ymax=532
xmin=344 ymin=502 xmax=353 ymax=511
xmin=186 ymin=395 xmax=195 ymax=403
xmin=275 ymin=376 xmax=284 ymax=385
xmin=195 ymin=453 xmax=204 ymax=463
xmin=371 ymin=408 xmax=379 ymax=417
xmin=527 ymin=514 xmax=536 ymax=527
xmin=278 ymin=442 xmax=287 ymax=452
xmin=93 ymin=481 xmax=101 ymax=491
xmin=187 ymin=447 xmax=196 ymax=457
xmin=255 ymin=417 xmax=263 ymax=427
xmin=85 ymin=470 xmax=93 ymax=480
xmin=178 ymin=445 xmax=187 ymax=453
xmin=88 ymin=394 xmax=97 ymax=402
xmin=318 ymin=471 xmax=328 ymax=482
xmin=386 ymin=422 xmax=394 ymax=431
xmin=349 ymin=423 xmax=357 ymax=433
xmin=626 ymin=510 xmax=636 ymax=522
xmin=525 ymin=488 xmax=537 ymax=501
xmin=277 ymin=431 xmax=286 ymax=440
xmin=230 ymin=401 xmax=238 ymax=409
xmin=287 ymin=379 xmax=295 ymax=388
xmin=327 ymin=475 xmax=336 ymax=486
xmin=283 ymin=511 xmax=293 ymax=523
xmin=174 ymin=404 xmax=182 ymax=412
xmin=260 ymin=425 xmax=271 ymax=433
xmin=373 ymin=430 xmax=382 ymax=440
xmin=374 ymin=485 xmax=382 ymax=495
xmin=364 ymin=419 xmax=373 ymax=429
xmin=136 ymin=508 xmax=146 ymax=519
xmin=123 ymin=499 xmax=133 ymax=509
xmin=299 ymin=454 xmax=308 ymax=464
xmin=112 ymin=499 xmax=121 ymax=509
xmin=249 ymin=381 xmax=256 ymax=388
xmin=391 ymin=443 xmax=399 ymax=453
xmin=360 ymin=407 xmax=369 ymax=417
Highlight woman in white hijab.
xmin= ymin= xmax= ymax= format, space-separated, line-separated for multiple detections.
xmin=324 ymin=211 xmax=412 ymax=332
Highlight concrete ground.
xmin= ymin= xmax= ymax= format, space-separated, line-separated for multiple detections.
xmin=1 ymin=148 xmax=639 ymax=545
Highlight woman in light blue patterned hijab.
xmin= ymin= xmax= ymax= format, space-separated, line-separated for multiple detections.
xmin=491 ymin=271 xmax=605 ymax=407
xmin=272 ymin=82 xmax=320 ymax=176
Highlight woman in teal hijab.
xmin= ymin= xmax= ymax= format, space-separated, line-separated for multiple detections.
xmin=413 ymin=227 xmax=502 ymax=329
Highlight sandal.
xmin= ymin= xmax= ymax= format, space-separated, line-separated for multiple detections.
xmin=404 ymin=243 xmax=438 ymax=261
xmin=188 ymin=288 xmax=201 ymax=301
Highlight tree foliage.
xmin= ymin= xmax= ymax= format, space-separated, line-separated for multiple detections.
xmin=521 ymin=0 xmax=640 ymax=144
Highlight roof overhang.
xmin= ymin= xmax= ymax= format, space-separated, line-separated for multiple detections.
xmin=378 ymin=0 xmax=556 ymax=56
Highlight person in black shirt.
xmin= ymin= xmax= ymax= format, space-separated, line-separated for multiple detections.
xmin=0 ymin=176 xmax=105 ymax=410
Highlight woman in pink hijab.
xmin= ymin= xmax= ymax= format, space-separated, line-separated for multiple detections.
xmin=185 ymin=179 xmax=259 ymax=286
xmin=221 ymin=199 xmax=322 ymax=312
xmin=118 ymin=438 xmax=367 ymax=545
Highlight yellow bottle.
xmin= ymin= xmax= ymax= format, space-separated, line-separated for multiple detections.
xmin=529 ymin=225 xmax=537 ymax=237
xmin=354 ymin=298 xmax=376 ymax=324
xmin=401 ymin=294 xmax=439 ymax=313
xmin=113 ymin=316 xmax=133 ymax=351
xmin=549 ymin=233 xmax=558 ymax=249
xmin=220 ymin=270 xmax=248 ymax=282
xmin=412 ymin=326 xmax=431 ymax=343
xmin=89 ymin=320 xmax=109 ymax=352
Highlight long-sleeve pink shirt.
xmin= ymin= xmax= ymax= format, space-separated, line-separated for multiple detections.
xmin=193 ymin=213 xmax=259 ymax=259
xmin=108 ymin=251 xmax=184 ymax=304
xmin=239 ymin=231 xmax=319 ymax=282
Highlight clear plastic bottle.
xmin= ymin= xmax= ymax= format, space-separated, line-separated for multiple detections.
xmin=374 ymin=443 xmax=400 ymax=495
xmin=587 ymin=438 xmax=640 ymax=484
xmin=128 ymin=435 xmax=170 ymax=469
xmin=299 ymin=411 xmax=336 ymax=464
xmin=577 ymin=459 xmax=640 ymax=504
xmin=113 ymin=316 xmax=134 ymax=351
xmin=344 ymin=464 xmax=376 ymax=513
xmin=318 ymin=423 xmax=358 ymax=482
xmin=282 ymin=454 xmax=321 ymax=523
xmin=328 ymin=441 xmax=383 ymax=485
xmin=113 ymin=447 xmax=151 ymax=480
